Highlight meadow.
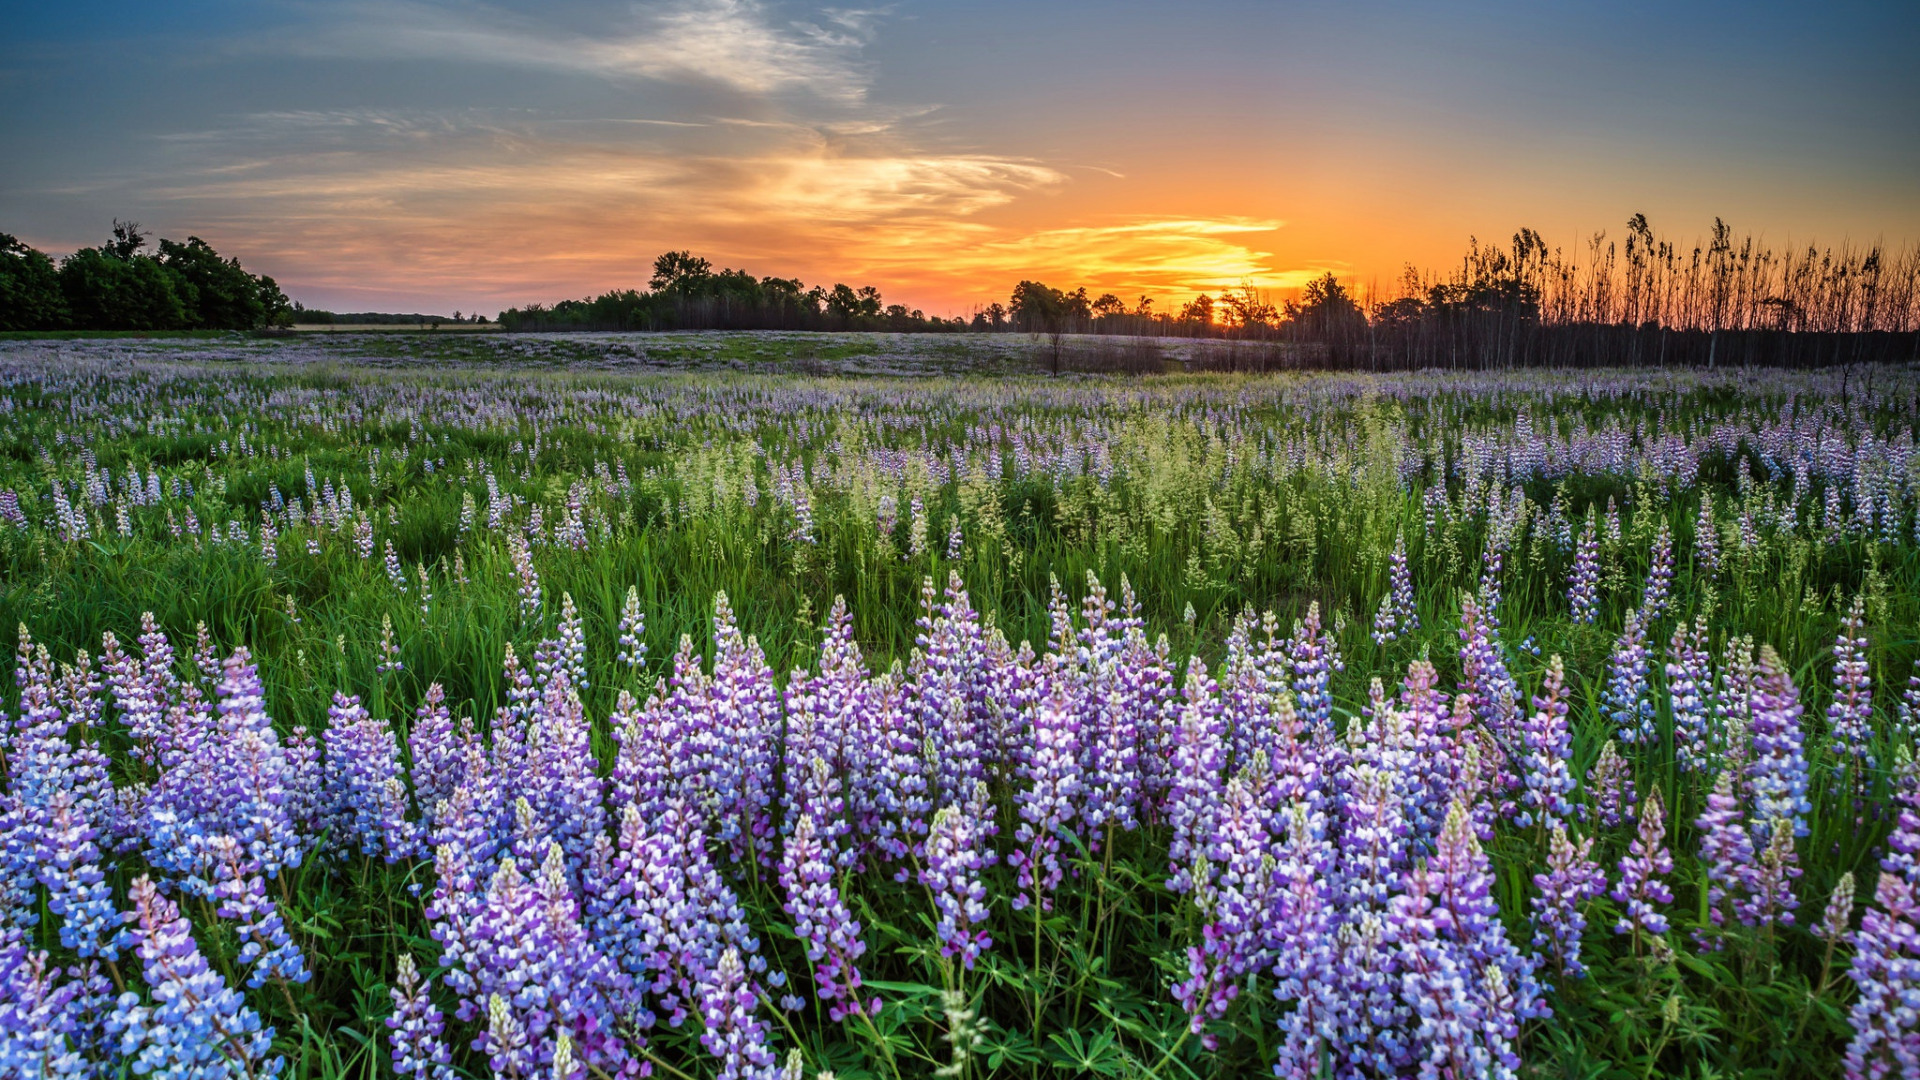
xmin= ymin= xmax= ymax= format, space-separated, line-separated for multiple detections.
xmin=3 ymin=334 xmax=1919 ymax=1079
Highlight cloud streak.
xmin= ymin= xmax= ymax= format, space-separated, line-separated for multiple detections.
xmin=265 ymin=0 xmax=876 ymax=102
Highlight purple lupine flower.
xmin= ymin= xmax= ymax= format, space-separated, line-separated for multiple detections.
xmin=509 ymin=795 xmax=554 ymax=868
xmin=1749 ymin=646 xmax=1812 ymax=840
xmin=323 ymin=692 xmax=422 ymax=861
xmin=1457 ymin=592 xmax=1522 ymax=757
xmin=519 ymin=671 xmax=606 ymax=872
xmin=1531 ymin=822 xmax=1604 ymax=980
xmin=492 ymin=642 xmax=539 ymax=782
xmin=1516 ymin=656 xmax=1576 ymax=829
xmin=697 ymin=946 xmax=779 ymax=1080
xmin=384 ymin=538 xmax=408 ymax=592
xmin=921 ymin=784 xmax=996 ymax=970
xmin=35 ymin=789 xmax=128 ymax=961
xmin=578 ymin=804 xmax=667 ymax=1026
xmin=430 ymin=740 xmax=506 ymax=866
xmin=208 ymin=835 xmax=310 ymax=988
xmin=1478 ymin=542 xmax=1507 ymax=615
xmin=622 ymin=798 xmax=725 ymax=1027
xmin=1391 ymin=529 xmax=1419 ymax=633
xmin=1080 ymin=572 xmax=1144 ymax=838
xmin=1220 ymin=609 xmax=1286 ymax=779
xmin=616 ymin=585 xmax=646 ymax=670
xmin=143 ymin=648 xmax=304 ymax=883
xmin=482 ymin=994 xmax=532 ymax=1078
xmin=1371 ymin=533 xmax=1414 ymax=644
xmin=1611 ymin=786 xmax=1675 ymax=940
xmin=1694 ymin=497 xmax=1721 ymax=577
xmin=1741 ymin=818 xmax=1800 ymax=930
xmin=1289 ymin=602 xmax=1339 ymax=734
xmin=1010 ymin=683 xmax=1082 ymax=912
xmin=408 ymin=683 xmax=465 ymax=832
xmin=1174 ymin=774 xmax=1276 ymax=1046
xmin=1828 ymin=596 xmax=1875 ymax=775
xmin=1640 ymin=522 xmax=1674 ymax=621
xmin=910 ymin=573 xmax=989 ymax=816
xmin=106 ymin=875 xmax=283 ymax=1079
xmin=1166 ymin=659 xmax=1225 ymax=895
xmin=800 ymin=595 xmax=875 ymax=853
xmin=424 ymin=835 xmax=493 ymax=1023
xmin=192 ymin=623 xmax=220 ymax=686
xmin=1338 ymin=758 xmax=1410 ymax=915
xmin=510 ymin=534 xmax=542 ymax=621
xmin=1329 ymin=909 xmax=1407 ymax=1076
xmin=702 ymin=592 xmax=780 ymax=864
xmin=105 ymin=613 xmax=182 ymax=769
xmin=281 ymin=723 xmax=324 ymax=837
xmin=1270 ymin=802 xmax=1337 ymax=1080
xmin=1408 ymin=663 xmax=1477 ymax=850
xmin=1695 ymin=771 xmax=1756 ymax=941
xmin=376 ymin=613 xmax=403 ymax=676
xmin=1372 ymin=592 xmax=1402 ymax=646
xmin=779 ymin=813 xmax=872 ymax=1020
xmin=7 ymin=629 xmax=109 ymax=855
xmin=1605 ymin=609 xmax=1656 ymax=745
xmin=674 ymin=794 xmax=768 ymax=979
xmin=612 ymin=685 xmax=675 ymax=826
xmin=1668 ymin=617 xmax=1716 ymax=774
xmin=1846 ymin=870 xmax=1920 ymax=1078
xmin=1392 ymin=801 xmax=1541 ymax=1078
xmin=1896 ymin=663 xmax=1920 ymax=748
xmin=864 ymin=665 xmax=928 ymax=867
xmin=533 ymin=593 xmax=589 ymax=693
xmin=1817 ymin=871 xmax=1856 ymax=942
xmin=388 ymin=952 xmax=455 ymax=1080
xmin=452 ymin=846 xmax=632 ymax=1076
xmin=1325 ymin=743 xmax=1418 ymax=1067
xmin=1116 ymin=580 xmax=1179 ymax=821
xmin=0 ymin=935 xmax=84 ymax=1077
xmin=1568 ymin=510 xmax=1601 ymax=624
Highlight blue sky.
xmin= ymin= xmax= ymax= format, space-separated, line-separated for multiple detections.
xmin=4 ymin=0 xmax=1916 ymax=314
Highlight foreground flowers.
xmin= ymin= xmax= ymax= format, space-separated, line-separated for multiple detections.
xmin=1 ymin=558 xmax=1907 ymax=1079
xmin=4 ymin=357 xmax=1920 ymax=1077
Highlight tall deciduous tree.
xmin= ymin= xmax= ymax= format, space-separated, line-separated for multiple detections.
xmin=0 ymin=233 xmax=66 ymax=330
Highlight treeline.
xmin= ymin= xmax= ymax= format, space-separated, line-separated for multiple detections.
xmin=13 ymin=214 xmax=1914 ymax=367
xmin=1006 ymin=216 xmax=1920 ymax=369
xmin=0 ymin=222 xmax=290 ymax=332
xmin=290 ymin=304 xmax=488 ymax=326
xmin=1357 ymin=218 xmax=1920 ymax=368
xmin=498 ymin=251 xmax=968 ymax=332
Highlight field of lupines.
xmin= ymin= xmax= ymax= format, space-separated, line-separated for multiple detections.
xmin=4 ymin=339 xmax=1920 ymax=1079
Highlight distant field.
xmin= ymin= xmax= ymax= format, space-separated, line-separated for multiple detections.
xmin=0 ymin=328 xmax=1322 ymax=375
xmin=284 ymin=322 xmax=502 ymax=333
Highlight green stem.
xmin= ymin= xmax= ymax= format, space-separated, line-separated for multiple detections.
xmin=1146 ymin=1027 xmax=1193 ymax=1078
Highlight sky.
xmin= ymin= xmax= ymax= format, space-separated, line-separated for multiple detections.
xmin=3 ymin=1 xmax=1918 ymax=317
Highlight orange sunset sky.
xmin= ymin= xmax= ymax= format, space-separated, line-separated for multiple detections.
xmin=5 ymin=1 xmax=1918 ymax=316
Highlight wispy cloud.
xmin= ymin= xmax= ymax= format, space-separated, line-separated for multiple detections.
xmin=263 ymin=0 xmax=876 ymax=102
